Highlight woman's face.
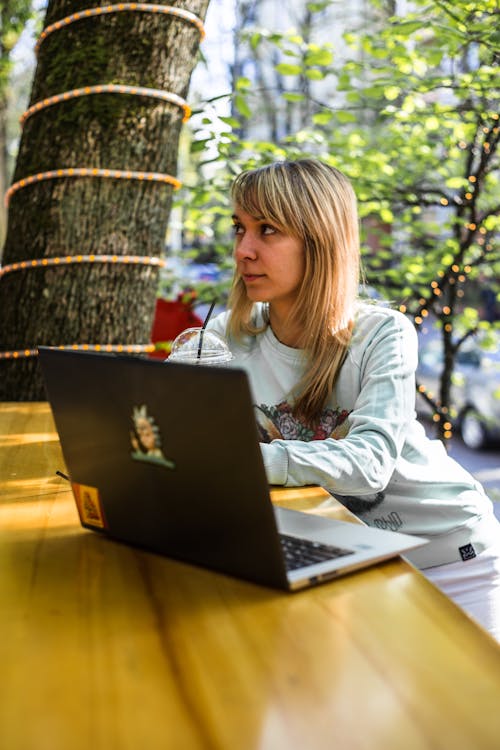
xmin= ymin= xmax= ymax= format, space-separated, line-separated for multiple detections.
xmin=232 ymin=206 xmax=305 ymax=316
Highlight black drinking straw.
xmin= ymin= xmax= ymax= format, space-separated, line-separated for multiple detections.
xmin=197 ymin=300 xmax=217 ymax=360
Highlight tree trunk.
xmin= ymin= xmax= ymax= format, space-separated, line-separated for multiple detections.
xmin=0 ymin=91 xmax=6 ymax=251
xmin=0 ymin=0 xmax=209 ymax=400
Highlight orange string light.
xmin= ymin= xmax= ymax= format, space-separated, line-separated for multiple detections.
xmin=5 ymin=168 xmax=181 ymax=207
xmin=0 ymin=255 xmax=167 ymax=357
xmin=35 ymin=3 xmax=205 ymax=54
xmin=0 ymin=254 xmax=167 ymax=279
xmin=20 ymin=84 xmax=191 ymax=126
xmin=0 ymin=344 xmax=156 ymax=360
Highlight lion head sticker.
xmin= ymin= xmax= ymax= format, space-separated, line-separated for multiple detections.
xmin=130 ymin=405 xmax=175 ymax=469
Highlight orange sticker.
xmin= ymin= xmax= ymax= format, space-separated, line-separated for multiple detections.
xmin=72 ymin=482 xmax=107 ymax=529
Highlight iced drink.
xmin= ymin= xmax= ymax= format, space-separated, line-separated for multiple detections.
xmin=167 ymin=327 xmax=233 ymax=366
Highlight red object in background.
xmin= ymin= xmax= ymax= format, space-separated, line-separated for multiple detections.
xmin=149 ymin=291 xmax=203 ymax=359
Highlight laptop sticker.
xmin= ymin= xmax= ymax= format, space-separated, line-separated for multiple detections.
xmin=72 ymin=482 xmax=107 ymax=529
xmin=130 ymin=404 xmax=176 ymax=469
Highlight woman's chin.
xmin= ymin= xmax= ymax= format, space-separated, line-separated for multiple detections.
xmin=244 ymin=287 xmax=268 ymax=303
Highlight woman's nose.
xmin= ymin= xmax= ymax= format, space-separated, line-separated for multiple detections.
xmin=234 ymin=232 xmax=258 ymax=260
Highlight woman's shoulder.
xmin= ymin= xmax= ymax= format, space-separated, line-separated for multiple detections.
xmin=353 ymin=300 xmax=417 ymax=343
xmin=208 ymin=303 xmax=268 ymax=336
xmin=207 ymin=309 xmax=231 ymax=336
xmin=207 ymin=303 xmax=268 ymax=352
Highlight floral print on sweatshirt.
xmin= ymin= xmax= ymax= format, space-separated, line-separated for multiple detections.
xmin=255 ymin=400 xmax=350 ymax=443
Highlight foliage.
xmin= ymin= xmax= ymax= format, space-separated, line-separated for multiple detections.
xmin=1 ymin=2 xmax=44 ymax=248
xmin=0 ymin=0 xmax=37 ymax=96
xmin=177 ymin=0 xmax=499 ymax=441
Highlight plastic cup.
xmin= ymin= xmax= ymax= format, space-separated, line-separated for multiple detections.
xmin=167 ymin=327 xmax=233 ymax=366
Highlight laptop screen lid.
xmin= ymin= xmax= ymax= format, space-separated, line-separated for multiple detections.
xmin=38 ymin=348 xmax=427 ymax=590
xmin=38 ymin=347 xmax=290 ymax=588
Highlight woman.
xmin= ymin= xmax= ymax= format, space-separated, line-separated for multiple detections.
xmin=208 ymin=158 xmax=500 ymax=640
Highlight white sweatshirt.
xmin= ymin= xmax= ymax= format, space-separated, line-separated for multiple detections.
xmin=209 ymin=302 xmax=500 ymax=569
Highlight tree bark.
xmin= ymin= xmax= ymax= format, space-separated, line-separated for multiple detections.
xmin=0 ymin=92 xmax=6 ymax=250
xmin=0 ymin=0 xmax=209 ymax=399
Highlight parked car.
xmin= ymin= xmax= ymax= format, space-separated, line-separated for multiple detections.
xmin=416 ymin=334 xmax=500 ymax=450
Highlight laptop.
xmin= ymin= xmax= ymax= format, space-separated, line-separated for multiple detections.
xmin=38 ymin=347 xmax=427 ymax=591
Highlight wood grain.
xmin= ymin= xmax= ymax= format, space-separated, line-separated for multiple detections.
xmin=2 ymin=403 xmax=500 ymax=750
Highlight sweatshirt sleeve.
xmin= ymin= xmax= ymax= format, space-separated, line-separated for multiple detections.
xmin=260 ymin=310 xmax=419 ymax=495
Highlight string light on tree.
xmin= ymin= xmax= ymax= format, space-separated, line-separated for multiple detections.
xmin=0 ymin=344 xmax=156 ymax=360
xmin=20 ymin=85 xmax=192 ymax=126
xmin=0 ymin=254 xmax=167 ymax=279
xmin=35 ymin=3 xmax=206 ymax=54
xmin=5 ymin=168 xmax=181 ymax=207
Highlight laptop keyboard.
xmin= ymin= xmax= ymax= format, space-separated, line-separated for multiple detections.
xmin=279 ymin=534 xmax=354 ymax=571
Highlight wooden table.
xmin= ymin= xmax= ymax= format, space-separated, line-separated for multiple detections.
xmin=2 ymin=402 xmax=500 ymax=750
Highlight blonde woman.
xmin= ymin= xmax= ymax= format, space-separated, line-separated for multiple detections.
xmin=208 ymin=158 xmax=500 ymax=641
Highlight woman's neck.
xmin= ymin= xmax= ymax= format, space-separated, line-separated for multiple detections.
xmin=268 ymin=306 xmax=303 ymax=349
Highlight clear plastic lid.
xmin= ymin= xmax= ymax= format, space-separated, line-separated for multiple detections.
xmin=168 ymin=327 xmax=233 ymax=365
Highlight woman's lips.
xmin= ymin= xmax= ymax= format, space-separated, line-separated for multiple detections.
xmin=242 ymin=273 xmax=264 ymax=282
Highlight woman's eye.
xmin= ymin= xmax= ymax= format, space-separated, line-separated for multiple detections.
xmin=232 ymin=223 xmax=244 ymax=235
xmin=261 ymin=224 xmax=276 ymax=235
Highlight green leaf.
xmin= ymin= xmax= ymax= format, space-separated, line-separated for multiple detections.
xmin=384 ymin=86 xmax=401 ymax=101
xmin=234 ymin=94 xmax=252 ymax=119
xmin=312 ymin=111 xmax=334 ymax=125
xmin=275 ymin=63 xmax=302 ymax=76
xmin=336 ymin=110 xmax=357 ymax=124
xmin=305 ymin=69 xmax=325 ymax=80
xmin=445 ymin=177 xmax=468 ymax=189
xmin=424 ymin=116 xmax=440 ymax=131
xmin=282 ymin=92 xmax=306 ymax=102
xmin=392 ymin=20 xmax=423 ymax=36
xmin=190 ymin=139 xmax=210 ymax=153
xmin=218 ymin=116 xmax=240 ymax=128
xmin=250 ymin=33 xmax=261 ymax=50
xmin=304 ymin=49 xmax=334 ymax=66
xmin=236 ymin=77 xmax=252 ymax=90
xmin=306 ymin=1 xmax=331 ymax=12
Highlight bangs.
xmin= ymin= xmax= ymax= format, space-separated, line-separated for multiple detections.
xmin=231 ymin=165 xmax=302 ymax=236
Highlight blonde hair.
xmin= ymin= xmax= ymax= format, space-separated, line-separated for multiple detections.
xmin=228 ymin=158 xmax=360 ymax=423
